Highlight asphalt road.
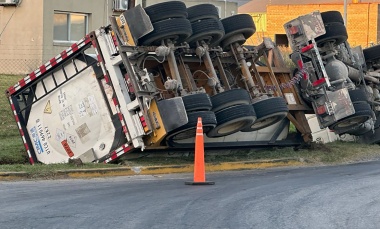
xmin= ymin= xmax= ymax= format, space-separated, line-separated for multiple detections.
xmin=2 ymin=161 xmax=380 ymax=229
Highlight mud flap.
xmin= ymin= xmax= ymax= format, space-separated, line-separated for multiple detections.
xmin=145 ymin=97 xmax=188 ymax=146
xmin=313 ymin=88 xmax=355 ymax=128
xmin=115 ymin=5 xmax=153 ymax=46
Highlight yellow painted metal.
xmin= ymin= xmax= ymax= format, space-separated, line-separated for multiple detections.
xmin=115 ymin=15 xmax=136 ymax=46
xmin=144 ymin=99 xmax=168 ymax=147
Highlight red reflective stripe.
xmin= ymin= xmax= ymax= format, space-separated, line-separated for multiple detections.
xmin=40 ymin=65 xmax=47 ymax=74
xmin=122 ymin=126 xmax=127 ymax=133
xmin=24 ymin=143 xmax=29 ymax=150
xmin=50 ymin=58 xmax=58 ymax=67
xmin=29 ymin=157 xmax=34 ymax=165
xmin=104 ymin=74 xmax=110 ymax=83
xmin=8 ymin=87 xmax=15 ymax=94
xmin=29 ymin=72 xmax=37 ymax=80
xmin=97 ymin=55 xmax=102 ymax=63
xmin=122 ymin=145 xmax=131 ymax=153
xmin=313 ymin=78 xmax=326 ymax=87
xmin=112 ymin=34 xmax=118 ymax=46
xmin=297 ymin=59 xmax=303 ymax=69
xmin=84 ymin=36 xmax=91 ymax=44
xmin=11 ymin=103 xmax=15 ymax=111
xmin=91 ymin=40 xmax=97 ymax=48
xmin=14 ymin=114 xmax=19 ymax=122
xmin=71 ymin=43 xmax=79 ymax=52
xmin=118 ymin=113 xmax=123 ymax=121
xmin=61 ymin=50 xmax=68 ymax=59
xmin=301 ymin=44 xmax=314 ymax=53
xmin=112 ymin=98 xmax=118 ymax=106
xmin=111 ymin=151 xmax=118 ymax=160
xmin=19 ymin=79 xmax=26 ymax=87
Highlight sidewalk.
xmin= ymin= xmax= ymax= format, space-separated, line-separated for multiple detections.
xmin=0 ymin=158 xmax=304 ymax=181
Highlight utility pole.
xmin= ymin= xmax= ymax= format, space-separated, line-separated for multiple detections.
xmin=344 ymin=0 xmax=347 ymax=26
xmin=224 ymin=0 xmax=227 ymax=18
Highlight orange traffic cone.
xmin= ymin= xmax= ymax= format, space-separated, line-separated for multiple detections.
xmin=185 ymin=117 xmax=215 ymax=185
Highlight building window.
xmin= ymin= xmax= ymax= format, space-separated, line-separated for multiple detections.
xmin=275 ymin=34 xmax=289 ymax=47
xmin=54 ymin=12 xmax=88 ymax=43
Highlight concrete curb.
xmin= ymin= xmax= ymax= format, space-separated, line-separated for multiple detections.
xmin=0 ymin=159 xmax=305 ymax=181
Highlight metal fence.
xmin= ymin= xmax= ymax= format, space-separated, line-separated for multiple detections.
xmin=0 ymin=59 xmax=42 ymax=75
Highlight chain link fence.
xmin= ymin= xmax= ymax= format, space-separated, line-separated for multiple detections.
xmin=0 ymin=59 xmax=42 ymax=75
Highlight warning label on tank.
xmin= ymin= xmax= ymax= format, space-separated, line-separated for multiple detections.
xmin=61 ymin=139 xmax=74 ymax=157
xmin=44 ymin=100 xmax=52 ymax=114
xmin=66 ymin=133 xmax=77 ymax=148
xmin=77 ymin=95 xmax=99 ymax=118
xmin=30 ymin=119 xmax=51 ymax=155
xmin=55 ymin=129 xmax=77 ymax=148
xmin=55 ymin=128 xmax=66 ymax=142
xmin=36 ymin=119 xmax=51 ymax=154
xmin=58 ymin=89 xmax=67 ymax=109
xmin=30 ymin=126 xmax=44 ymax=154
xmin=59 ymin=105 xmax=77 ymax=130
xmin=88 ymin=95 xmax=98 ymax=116
xmin=77 ymin=100 xmax=87 ymax=118
xmin=59 ymin=105 xmax=74 ymax=121
xmin=75 ymin=123 xmax=91 ymax=142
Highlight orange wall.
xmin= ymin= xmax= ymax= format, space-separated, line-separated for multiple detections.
xmin=257 ymin=3 xmax=379 ymax=48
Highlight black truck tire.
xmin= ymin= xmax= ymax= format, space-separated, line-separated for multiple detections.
xmin=220 ymin=14 xmax=256 ymax=48
xmin=221 ymin=14 xmax=256 ymax=39
xmin=329 ymin=102 xmax=373 ymax=132
xmin=349 ymin=88 xmax=369 ymax=103
xmin=186 ymin=18 xmax=225 ymax=47
xmin=144 ymin=1 xmax=188 ymax=23
xmin=211 ymin=89 xmax=251 ymax=113
xmin=241 ymin=97 xmax=289 ymax=132
xmin=207 ymin=104 xmax=256 ymax=138
xmin=363 ymin=44 xmax=380 ymax=62
xmin=138 ymin=18 xmax=192 ymax=46
xmin=374 ymin=112 xmax=380 ymax=129
xmin=315 ymin=22 xmax=348 ymax=46
xmin=166 ymin=111 xmax=217 ymax=142
xmin=321 ymin=11 xmax=345 ymax=25
xmin=186 ymin=4 xmax=220 ymax=22
xmin=182 ymin=93 xmax=213 ymax=112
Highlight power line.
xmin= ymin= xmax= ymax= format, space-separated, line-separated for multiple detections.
xmin=0 ymin=1 xmax=22 ymax=38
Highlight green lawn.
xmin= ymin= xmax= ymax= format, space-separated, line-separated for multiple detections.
xmin=0 ymin=75 xmax=26 ymax=164
xmin=0 ymin=74 xmax=24 ymax=138
xmin=0 ymin=136 xmax=27 ymax=164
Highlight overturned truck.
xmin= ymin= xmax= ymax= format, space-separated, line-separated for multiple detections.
xmin=284 ymin=11 xmax=380 ymax=144
xmin=9 ymin=2 xmax=373 ymax=165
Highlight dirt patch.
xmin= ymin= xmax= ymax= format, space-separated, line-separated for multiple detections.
xmin=309 ymin=142 xmax=333 ymax=153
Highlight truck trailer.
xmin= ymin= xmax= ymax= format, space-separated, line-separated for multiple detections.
xmin=10 ymin=2 xmax=372 ymax=165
